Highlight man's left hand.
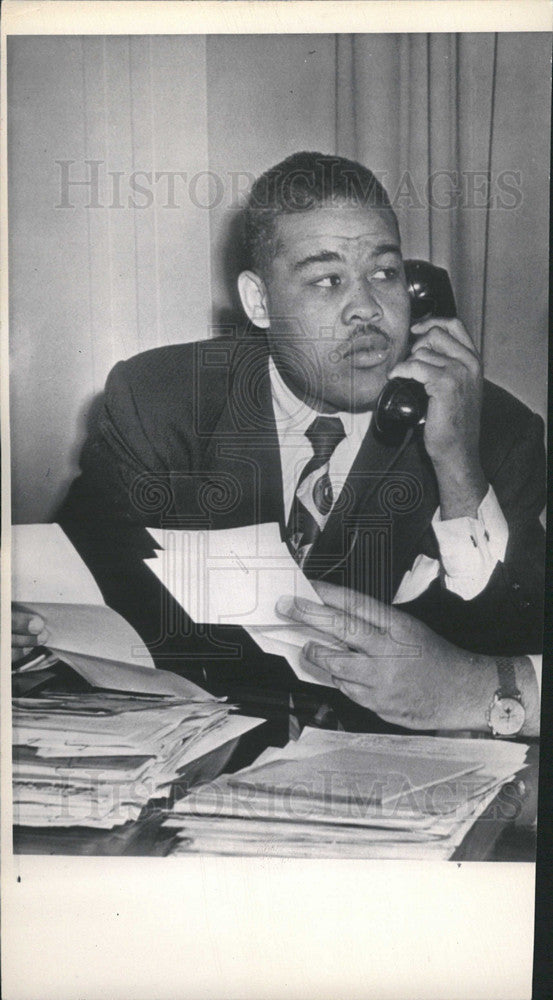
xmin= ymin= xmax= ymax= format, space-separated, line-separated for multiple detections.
xmin=388 ymin=316 xmax=487 ymax=519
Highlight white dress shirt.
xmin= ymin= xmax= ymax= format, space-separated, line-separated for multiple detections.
xmin=528 ymin=654 xmax=542 ymax=697
xmin=269 ymin=357 xmax=509 ymax=604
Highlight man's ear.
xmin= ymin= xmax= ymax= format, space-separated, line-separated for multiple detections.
xmin=237 ymin=270 xmax=270 ymax=329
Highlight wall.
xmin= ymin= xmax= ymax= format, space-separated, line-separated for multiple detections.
xmin=8 ymin=34 xmax=550 ymax=523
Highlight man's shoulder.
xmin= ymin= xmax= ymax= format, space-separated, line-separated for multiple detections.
xmin=482 ymin=379 xmax=540 ymax=426
xmin=481 ymin=379 xmax=544 ymax=455
xmin=106 ymin=337 xmax=244 ymax=413
xmin=112 ymin=338 xmax=237 ymax=386
xmin=104 ymin=337 xmax=267 ymax=443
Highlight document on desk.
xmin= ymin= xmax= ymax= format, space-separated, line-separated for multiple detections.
xmin=12 ymin=523 xmax=155 ymax=670
xmin=13 ymin=698 xmax=262 ymax=829
xmin=12 ymin=523 xmax=105 ymax=604
xmin=165 ymin=727 xmax=531 ymax=859
xmin=13 ymin=669 xmax=262 ymax=828
xmin=227 ymin=747 xmax=482 ymax=805
xmin=11 ymin=523 xmax=265 ymax=831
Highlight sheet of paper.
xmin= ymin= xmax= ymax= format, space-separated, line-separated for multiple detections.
xmin=15 ymin=601 xmax=156 ymax=670
xmin=172 ymin=713 xmax=265 ymax=770
xmin=165 ymin=814 xmax=437 ymax=846
xmin=229 ymin=747 xmax=482 ymax=804
xmin=11 ymin=523 xmax=104 ymax=604
xmin=148 ymin=521 xmax=287 ymax=561
xmin=145 ymin=522 xmax=323 ymax=625
xmin=45 ymin=648 xmax=215 ymax=700
xmin=173 ymin=774 xmax=437 ymax=830
xmin=246 ymin=625 xmax=345 ymax=684
xmin=244 ymin=626 xmax=316 ymax=683
xmin=292 ymin=727 xmax=529 ymax=769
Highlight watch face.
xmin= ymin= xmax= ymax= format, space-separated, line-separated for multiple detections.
xmin=489 ymin=697 xmax=526 ymax=736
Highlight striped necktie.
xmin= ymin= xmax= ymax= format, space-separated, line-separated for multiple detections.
xmin=287 ymin=415 xmax=346 ymax=567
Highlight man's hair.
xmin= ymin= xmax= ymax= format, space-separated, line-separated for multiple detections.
xmin=243 ymin=151 xmax=394 ymax=275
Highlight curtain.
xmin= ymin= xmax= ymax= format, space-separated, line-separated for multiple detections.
xmin=347 ymin=32 xmax=550 ymax=404
xmin=8 ymin=33 xmax=550 ymax=522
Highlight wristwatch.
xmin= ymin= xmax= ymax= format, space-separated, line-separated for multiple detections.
xmin=486 ymin=657 xmax=526 ymax=738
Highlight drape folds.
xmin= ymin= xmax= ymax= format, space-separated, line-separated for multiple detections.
xmin=345 ymin=32 xmax=550 ymax=387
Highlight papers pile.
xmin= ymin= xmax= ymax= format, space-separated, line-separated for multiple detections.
xmin=12 ymin=655 xmax=262 ymax=830
xmin=163 ymin=727 xmax=530 ymax=859
xmin=11 ymin=524 xmax=263 ymax=829
xmin=145 ymin=523 xmax=336 ymax=682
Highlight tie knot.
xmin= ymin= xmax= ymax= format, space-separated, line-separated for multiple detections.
xmin=305 ymin=416 xmax=346 ymax=463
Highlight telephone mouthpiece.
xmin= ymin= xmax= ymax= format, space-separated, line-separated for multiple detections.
xmin=375 ymin=378 xmax=428 ymax=440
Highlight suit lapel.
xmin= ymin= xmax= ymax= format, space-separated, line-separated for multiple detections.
xmin=201 ymin=336 xmax=285 ymax=528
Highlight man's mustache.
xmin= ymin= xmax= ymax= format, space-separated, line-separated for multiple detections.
xmin=340 ymin=325 xmax=391 ymax=359
xmin=348 ymin=323 xmax=390 ymax=344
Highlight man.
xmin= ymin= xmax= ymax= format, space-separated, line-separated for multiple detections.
xmin=13 ymin=152 xmax=545 ymax=733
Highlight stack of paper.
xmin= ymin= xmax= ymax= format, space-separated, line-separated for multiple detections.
xmin=12 ymin=524 xmax=263 ymax=829
xmin=12 ymin=656 xmax=262 ymax=829
xmin=163 ymin=727 xmax=529 ymax=859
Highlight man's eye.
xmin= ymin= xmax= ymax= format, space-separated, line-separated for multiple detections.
xmin=313 ymin=274 xmax=341 ymax=287
xmin=372 ymin=267 xmax=399 ymax=282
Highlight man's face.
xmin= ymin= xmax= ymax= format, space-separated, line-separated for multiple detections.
xmin=260 ymin=202 xmax=411 ymax=412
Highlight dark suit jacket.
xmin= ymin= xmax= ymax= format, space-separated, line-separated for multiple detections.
xmin=58 ymin=335 xmax=545 ymax=732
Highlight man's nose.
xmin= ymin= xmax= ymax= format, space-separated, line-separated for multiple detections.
xmin=341 ymin=279 xmax=383 ymax=326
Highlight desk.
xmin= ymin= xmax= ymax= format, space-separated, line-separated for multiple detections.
xmin=13 ymin=742 xmax=539 ymax=862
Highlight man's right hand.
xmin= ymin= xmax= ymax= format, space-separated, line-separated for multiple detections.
xmin=12 ymin=609 xmax=48 ymax=663
xmin=276 ymin=582 xmax=541 ymax=736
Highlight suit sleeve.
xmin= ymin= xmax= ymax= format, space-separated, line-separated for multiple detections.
xmin=398 ymin=411 xmax=546 ymax=655
xmin=55 ymin=362 xmax=178 ymax=633
xmin=58 ymin=359 xmax=182 ymax=530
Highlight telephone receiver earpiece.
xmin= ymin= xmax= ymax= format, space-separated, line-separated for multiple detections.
xmin=374 ymin=260 xmax=457 ymax=444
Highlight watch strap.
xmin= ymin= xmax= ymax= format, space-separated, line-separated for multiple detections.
xmin=495 ymin=657 xmax=521 ymax=699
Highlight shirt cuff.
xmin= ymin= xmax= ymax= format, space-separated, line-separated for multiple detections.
xmin=527 ymin=654 xmax=542 ymax=699
xmin=432 ymin=485 xmax=509 ymax=601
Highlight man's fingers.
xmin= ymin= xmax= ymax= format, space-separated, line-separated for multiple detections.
xmin=411 ymin=316 xmax=477 ymax=352
xmin=303 ymin=641 xmax=343 ymax=670
xmin=12 ymin=632 xmax=39 ymax=648
xmin=276 ymin=588 xmax=420 ymax=660
xmin=12 ymin=607 xmax=49 ymax=648
xmin=388 ymin=356 xmax=470 ymax=391
xmin=303 ymin=643 xmax=380 ymax=698
xmin=12 ymin=611 xmax=44 ymax=635
xmin=405 ymin=346 xmax=448 ymax=369
xmin=311 ymin=580 xmax=404 ymax=634
xmin=410 ymin=327 xmax=480 ymax=370
xmin=11 ymin=628 xmax=49 ymax=648
xmin=276 ymin=595 xmax=367 ymax=650
xmin=298 ymin=646 xmax=339 ymax=686
xmin=276 ymin=595 xmax=340 ymax=630
xmin=12 ymin=646 xmax=33 ymax=663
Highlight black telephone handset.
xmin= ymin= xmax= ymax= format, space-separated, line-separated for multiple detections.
xmin=374 ymin=260 xmax=457 ymax=443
